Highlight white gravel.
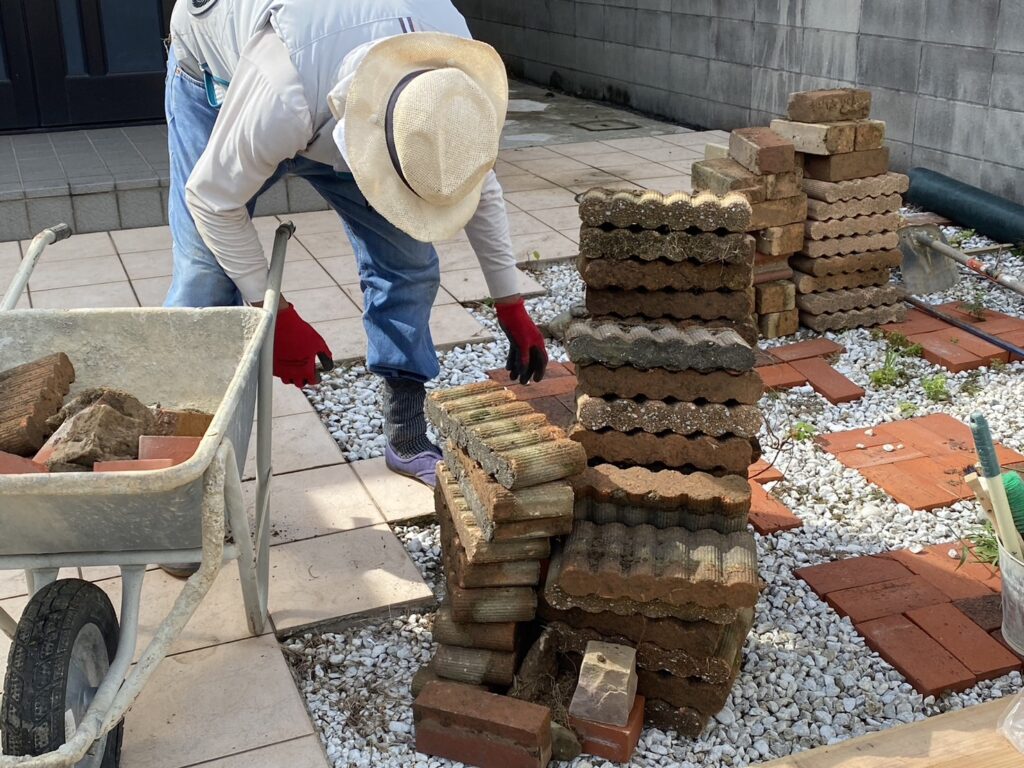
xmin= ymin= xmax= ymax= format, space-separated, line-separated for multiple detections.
xmin=289 ymin=230 xmax=1024 ymax=767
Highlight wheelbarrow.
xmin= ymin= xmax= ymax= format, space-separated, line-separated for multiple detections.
xmin=0 ymin=221 xmax=294 ymax=766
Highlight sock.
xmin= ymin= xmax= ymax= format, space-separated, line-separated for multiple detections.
xmin=381 ymin=377 xmax=437 ymax=458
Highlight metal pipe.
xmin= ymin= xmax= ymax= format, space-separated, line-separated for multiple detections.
xmin=1 ymin=224 xmax=72 ymax=310
xmin=913 ymin=231 xmax=1024 ymax=297
xmin=0 ymin=545 xmax=239 ymax=571
xmin=905 ymin=297 xmax=1024 ymax=360
xmin=0 ymin=606 xmax=17 ymax=639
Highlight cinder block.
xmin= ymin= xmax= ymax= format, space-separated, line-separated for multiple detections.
xmin=636 ymin=9 xmax=671 ymax=50
xmin=713 ymin=17 xmax=754 ymax=65
xmin=919 ymin=44 xmax=994 ymax=105
xmin=253 ymin=179 xmax=290 ymax=216
xmin=604 ymin=6 xmax=636 ymax=45
xmin=670 ymin=13 xmax=713 ymax=59
xmin=924 ymin=0 xmax=1000 ymax=49
xmin=802 ymin=0 xmax=861 ymax=32
xmin=914 ymin=97 xmax=988 ymax=158
xmin=575 ymin=1 xmax=605 ymax=40
xmin=857 ymin=36 xmax=921 ymax=91
xmin=0 ymin=200 xmax=31 ymax=241
xmin=752 ymin=22 xmax=802 ymax=71
xmin=992 ymin=52 xmax=1024 ymax=112
xmin=996 ymin=3 xmax=1024 ymax=53
xmin=800 ymin=29 xmax=857 ymax=81
xmin=72 ymin=192 xmax=120 ymax=234
xmin=867 ymin=87 xmax=917 ymax=144
xmin=117 ymin=187 xmax=164 ymax=229
xmin=26 ymin=196 xmax=74 ymax=235
xmin=861 ymin=0 xmax=926 ymax=40
xmin=708 ymin=60 xmax=754 ymax=109
xmin=285 ymin=176 xmax=329 ymax=213
xmin=980 ymin=161 xmax=1023 ymax=205
xmin=983 ymin=107 xmax=1024 ymax=169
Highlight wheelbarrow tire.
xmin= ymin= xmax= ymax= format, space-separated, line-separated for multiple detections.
xmin=1 ymin=578 xmax=124 ymax=766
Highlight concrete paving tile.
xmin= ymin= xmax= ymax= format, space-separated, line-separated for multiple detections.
xmin=286 ymin=285 xmax=362 ymax=322
xmin=351 ymin=456 xmax=435 ymax=523
xmin=600 ymin=136 xmax=676 ymax=152
xmin=133 ymin=275 xmax=172 ymax=307
xmin=631 ymin=145 xmax=706 ymax=163
xmin=498 ymin=146 xmax=563 ymax=163
xmin=268 ymin=525 xmax=434 ymax=632
xmin=111 ymin=224 xmax=173 ymax=253
xmin=441 ymin=266 xmax=545 ymax=304
xmin=192 ymin=737 xmax=330 ymax=768
xmin=581 ymin=151 xmax=653 ymax=171
xmin=549 ymin=140 xmax=628 ymax=157
xmin=312 ymin=316 xmax=368 ymax=363
xmin=513 ymin=156 xmax=594 ymax=176
xmin=281 ymin=259 xmax=336 ymax=292
xmin=285 ymin=210 xmax=345 ymax=235
xmin=512 ymin=230 xmax=579 ymax=264
xmin=537 ymin=168 xmax=622 ymax=189
xmin=529 ymin=206 xmax=583 ymax=231
xmin=242 ymin=464 xmax=385 ymax=543
xmin=30 ymin=281 xmax=139 ymax=309
xmin=19 ymin=231 xmax=114 ymax=261
xmin=120 ymin=249 xmax=173 ymax=280
xmin=507 ymin=210 xmax=558 ymax=236
xmin=0 ymin=569 xmax=27 ymax=600
xmin=270 ymin=378 xmax=318 ymax=418
xmin=658 ymin=131 xmax=713 ymax=147
xmin=121 ymin=635 xmax=313 ymax=768
xmin=29 ymin=253 xmax=127 ymax=291
xmin=504 ymin=187 xmax=579 ymax=211
xmin=560 ymin=228 xmax=581 ymax=244
xmin=94 ymin=565 xmax=269 ymax=663
xmin=429 ymin=303 xmax=494 ymax=349
xmin=495 ymin=173 xmax=558 ymax=193
xmin=435 ymin=240 xmax=479 ymax=272
xmin=606 ymin=162 xmax=685 ymax=182
xmin=258 ymin=228 xmax=313 ymax=262
xmin=297 ymin=231 xmax=355 ymax=259
xmin=243 ymin=411 xmax=345 ymax=480
xmin=317 ymin=254 xmax=360 ymax=285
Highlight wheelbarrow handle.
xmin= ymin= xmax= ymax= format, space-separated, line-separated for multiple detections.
xmin=0 ymin=223 xmax=73 ymax=311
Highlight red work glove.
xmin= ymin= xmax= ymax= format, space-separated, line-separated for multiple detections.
xmin=273 ymin=304 xmax=334 ymax=388
xmin=495 ymin=297 xmax=548 ymax=385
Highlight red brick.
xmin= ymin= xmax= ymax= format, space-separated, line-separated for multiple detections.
xmin=1000 ymin=329 xmax=1024 ymax=362
xmin=529 ymin=396 xmax=574 ymax=430
xmin=414 ymin=720 xmax=547 ymax=768
xmin=906 ymin=602 xmax=1021 ymax=678
xmin=768 ymin=338 xmax=845 ymax=363
xmin=815 ymin=428 xmax=892 ymax=454
xmin=992 ymin=629 xmax=1024 ymax=661
xmin=954 ymin=594 xmax=1003 ymax=632
xmin=748 ymin=459 xmax=784 ymax=484
xmin=883 ymin=542 xmax=1001 ymax=595
xmin=570 ymin=693 xmax=644 ymax=764
xmin=910 ymin=413 xmax=974 ymax=443
xmin=880 ymin=310 xmax=950 ymax=338
xmin=94 ymin=459 xmax=176 ymax=473
xmin=796 ymin=555 xmax=913 ymax=598
xmin=936 ymin=303 xmax=1024 ymax=336
xmin=789 ymin=357 xmax=864 ymax=404
xmin=826 ymin=575 xmax=949 ymax=622
xmin=873 ymin=419 xmax=968 ymax=457
xmin=884 ymin=548 xmax=995 ymax=602
xmin=414 ymin=681 xmax=551 ymax=751
xmin=748 ymin=482 xmax=802 ymax=534
xmin=507 ymin=375 xmax=577 ymax=402
xmin=0 ymin=451 xmax=48 ymax=474
xmin=757 ymin=363 xmax=806 ymax=391
xmin=860 ymin=460 xmax=964 ymax=510
xmin=857 ymin=615 xmax=977 ymax=696
xmin=834 ymin=444 xmax=927 ymax=470
xmin=803 ymin=148 xmax=890 ymax=183
xmin=910 ymin=330 xmax=988 ymax=373
xmin=543 ymin=361 xmax=573 ymax=379
xmin=138 ymin=435 xmax=202 ymax=466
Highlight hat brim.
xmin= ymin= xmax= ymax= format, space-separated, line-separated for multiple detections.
xmin=341 ymin=32 xmax=508 ymax=243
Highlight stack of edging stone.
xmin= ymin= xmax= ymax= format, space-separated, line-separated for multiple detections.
xmin=690 ymin=129 xmax=806 ymax=339
xmin=540 ymin=188 xmax=764 ymax=736
xmin=419 ymin=383 xmax=587 ymax=691
xmin=770 ymin=89 xmax=908 ymax=332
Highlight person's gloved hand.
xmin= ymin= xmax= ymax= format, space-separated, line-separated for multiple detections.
xmin=495 ymin=297 xmax=548 ymax=385
xmin=273 ymin=303 xmax=334 ymax=388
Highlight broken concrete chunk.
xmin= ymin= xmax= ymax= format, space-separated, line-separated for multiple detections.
xmin=550 ymin=722 xmax=582 ymax=761
xmin=569 ymin=641 xmax=639 ymax=728
xmin=38 ymin=400 xmax=155 ymax=471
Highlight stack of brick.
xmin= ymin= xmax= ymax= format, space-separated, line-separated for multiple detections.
xmin=0 ymin=353 xmax=75 ymax=458
xmin=419 ymin=381 xmax=587 ymax=691
xmin=770 ymin=89 xmax=908 ymax=332
xmin=690 ymin=128 xmax=806 ymax=339
xmin=537 ymin=189 xmax=763 ymax=738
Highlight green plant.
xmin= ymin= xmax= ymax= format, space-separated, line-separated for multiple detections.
xmin=949 ymin=228 xmax=977 ymax=248
xmin=960 ymin=370 xmax=983 ymax=397
xmin=887 ymin=332 xmax=911 ymax=350
xmin=531 ymin=250 xmax=542 ymax=261
xmin=922 ymin=374 xmax=950 ymax=402
xmin=991 ymin=358 xmax=1009 ymax=372
xmin=789 ymin=421 xmax=818 ymax=441
xmin=898 ymin=401 xmax=919 ymax=417
xmin=962 ymin=289 xmax=988 ymax=321
xmin=869 ymin=348 xmax=908 ymax=388
xmin=962 ymin=521 xmax=1000 ymax=568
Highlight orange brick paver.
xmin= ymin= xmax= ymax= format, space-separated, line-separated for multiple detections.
xmin=748 ymin=481 xmax=802 ymax=534
xmin=757 ymin=363 xmax=807 ymax=391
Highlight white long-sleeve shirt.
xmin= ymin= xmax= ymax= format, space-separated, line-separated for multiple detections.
xmin=173 ymin=4 xmax=519 ymax=303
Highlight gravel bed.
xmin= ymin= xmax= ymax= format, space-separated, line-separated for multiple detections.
xmin=290 ymin=228 xmax=1024 ymax=767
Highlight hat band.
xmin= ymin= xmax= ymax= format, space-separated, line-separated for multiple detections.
xmin=385 ymin=69 xmax=432 ymax=198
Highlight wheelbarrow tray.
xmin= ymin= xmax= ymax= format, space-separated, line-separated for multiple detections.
xmin=0 ymin=306 xmax=270 ymax=556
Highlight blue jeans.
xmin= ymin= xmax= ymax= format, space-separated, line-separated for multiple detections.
xmin=163 ymin=48 xmax=442 ymax=382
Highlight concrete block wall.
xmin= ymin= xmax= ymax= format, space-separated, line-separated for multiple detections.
xmin=454 ymin=0 xmax=1024 ymax=204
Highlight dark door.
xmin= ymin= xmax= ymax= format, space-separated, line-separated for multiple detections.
xmin=0 ymin=0 xmax=173 ymax=131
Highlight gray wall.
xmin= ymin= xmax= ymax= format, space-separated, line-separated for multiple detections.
xmin=454 ymin=0 xmax=1024 ymax=204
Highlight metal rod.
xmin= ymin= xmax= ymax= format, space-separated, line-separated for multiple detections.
xmin=1 ymin=224 xmax=72 ymax=310
xmin=905 ymin=297 xmax=1024 ymax=360
xmin=0 ymin=545 xmax=239 ymax=571
xmin=913 ymin=231 xmax=1024 ymax=297
xmin=0 ymin=606 xmax=17 ymax=639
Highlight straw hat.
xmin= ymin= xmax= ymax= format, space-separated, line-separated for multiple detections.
xmin=329 ymin=33 xmax=507 ymax=243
